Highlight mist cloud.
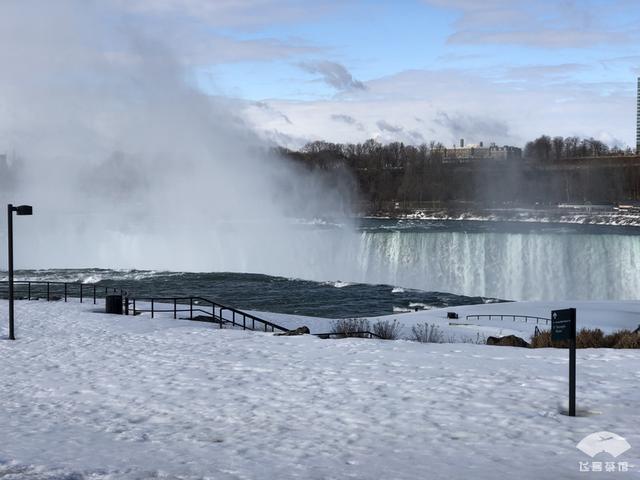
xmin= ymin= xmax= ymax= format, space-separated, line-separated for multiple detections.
xmin=0 ymin=0 xmax=355 ymax=274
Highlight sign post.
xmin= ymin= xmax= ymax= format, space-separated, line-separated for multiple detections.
xmin=551 ymin=308 xmax=577 ymax=416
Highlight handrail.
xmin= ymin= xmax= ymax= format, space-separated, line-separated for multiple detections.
xmin=465 ymin=314 xmax=550 ymax=325
xmin=0 ymin=279 xmax=124 ymax=304
xmin=128 ymin=296 xmax=289 ymax=333
xmin=0 ymin=279 xmax=289 ymax=333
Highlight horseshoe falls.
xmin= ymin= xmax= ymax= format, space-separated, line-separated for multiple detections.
xmin=353 ymin=227 xmax=639 ymax=301
xmin=4 ymin=217 xmax=638 ymax=302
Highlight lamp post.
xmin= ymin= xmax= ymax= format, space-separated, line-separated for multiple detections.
xmin=7 ymin=204 xmax=33 ymax=340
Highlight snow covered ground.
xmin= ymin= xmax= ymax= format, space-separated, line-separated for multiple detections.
xmin=1 ymin=299 xmax=639 ymax=479
xmin=253 ymin=300 xmax=640 ymax=342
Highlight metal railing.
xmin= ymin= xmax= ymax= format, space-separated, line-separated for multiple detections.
xmin=0 ymin=280 xmax=125 ymax=304
xmin=0 ymin=280 xmax=289 ymax=333
xmin=130 ymin=296 xmax=289 ymax=333
xmin=466 ymin=314 xmax=550 ymax=325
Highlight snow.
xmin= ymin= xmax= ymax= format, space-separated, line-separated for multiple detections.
xmin=251 ymin=300 xmax=640 ymax=342
xmin=1 ymin=299 xmax=639 ymax=479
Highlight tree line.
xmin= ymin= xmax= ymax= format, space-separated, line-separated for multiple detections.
xmin=278 ymin=136 xmax=640 ymax=214
xmin=524 ymin=135 xmax=634 ymax=162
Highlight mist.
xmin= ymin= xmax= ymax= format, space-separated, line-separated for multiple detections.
xmin=0 ymin=1 xmax=357 ymax=277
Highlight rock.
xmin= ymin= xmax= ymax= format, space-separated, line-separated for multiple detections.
xmin=275 ymin=326 xmax=310 ymax=336
xmin=486 ymin=335 xmax=530 ymax=348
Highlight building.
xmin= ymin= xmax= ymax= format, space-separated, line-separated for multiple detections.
xmin=442 ymin=139 xmax=522 ymax=163
xmin=637 ymin=77 xmax=639 ymax=154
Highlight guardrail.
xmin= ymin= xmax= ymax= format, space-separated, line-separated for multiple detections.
xmin=0 ymin=279 xmax=289 ymax=333
xmin=130 ymin=296 xmax=289 ymax=333
xmin=0 ymin=280 xmax=125 ymax=304
xmin=466 ymin=314 xmax=550 ymax=325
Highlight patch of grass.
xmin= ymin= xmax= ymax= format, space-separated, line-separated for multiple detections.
xmin=461 ymin=332 xmax=488 ymax=344
xmin=330 ymin=318 xmax=371 ymax=338
xmin=411 ymin=323 xmax=444 ymax=343
xmin=531 ymin=328 xmax=640 ymax=349
xmin=372 ymin=319 xmax=402 ymax=340
xmin=577 ymin=328 xmax=605 ymax=348
xmin=530 ymin=330 xmax=554 ymax=348
xmin=612 ymin=331 xmax=640 ymax=348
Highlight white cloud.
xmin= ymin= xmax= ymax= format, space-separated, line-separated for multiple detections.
xmin=243 ymin=68 xmax=636 ymax=149
xmin=298 ymin=61 xmax=366 ymax=91
xmin=424 ymin=0 xmax=639 ymax=48
xmin=116 ymin=0 xmax=343 ymax=29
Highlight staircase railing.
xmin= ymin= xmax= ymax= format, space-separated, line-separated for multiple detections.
xmin=130 ymin=295 xmax=289 ymax=333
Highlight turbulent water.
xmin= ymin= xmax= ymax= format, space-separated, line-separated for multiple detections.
xmin=0 ymin=269 xmax=499 ymax=318
xmin=2 ymin=219 xmax=639 ymax=311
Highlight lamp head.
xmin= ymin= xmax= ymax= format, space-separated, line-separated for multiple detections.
xmin=15 ymin=205 xmax=33 ymax=216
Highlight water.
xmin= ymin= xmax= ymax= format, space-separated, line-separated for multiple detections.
xmin=355 ymin=219 xmax=640 ymax=301
xmin=0 ymin=268 xmax=500 ymax=318
xmin=3 ymin=219 xmax=639 ymax=311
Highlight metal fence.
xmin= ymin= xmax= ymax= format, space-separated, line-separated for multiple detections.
xmin=0 ymin=280 xmax=289 ymax=333
xmin=465 ymin=314 xmax=550 ymax=325
xmin=0 ymin=280 xmax=124 ymax=304
xmin=130 ymin=296 xmax=289 ymax=333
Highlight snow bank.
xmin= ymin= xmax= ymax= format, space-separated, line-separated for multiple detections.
xmin=0 ymin=300 xmax=638 ymax=479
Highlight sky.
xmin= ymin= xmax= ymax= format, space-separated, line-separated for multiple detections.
xmin=7 ymin=0 xmax=640 ymax=150
xmin=160 ymin=0 xmax=640 ymax=149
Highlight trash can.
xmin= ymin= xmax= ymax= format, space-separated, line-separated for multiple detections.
xmin=105 ymin=295 xmax=123 ymax=315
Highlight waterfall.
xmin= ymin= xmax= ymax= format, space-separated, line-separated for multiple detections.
xmin=354 ymin=230 xmax=640 ymax=301
xmin=5 ymin=216 xmax=639 ymax=301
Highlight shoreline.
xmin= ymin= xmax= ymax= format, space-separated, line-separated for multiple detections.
xmin=362 ymin=207 xmax=640 ymax=227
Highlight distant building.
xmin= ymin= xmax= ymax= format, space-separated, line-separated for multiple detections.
xmin=442 ymin=140 xmax=522 ymax=163
xmin=637 ymin=77 xmax=640 ymax=154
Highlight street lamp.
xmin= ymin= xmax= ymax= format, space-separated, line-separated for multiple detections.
xmin=7 ymin=204 xmax=33 ymax=340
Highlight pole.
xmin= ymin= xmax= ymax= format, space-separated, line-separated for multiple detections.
xmin=7 ymin=204 xmax=14 ymax=340
xmin=569 ymin=308 xmax=577 ymax=417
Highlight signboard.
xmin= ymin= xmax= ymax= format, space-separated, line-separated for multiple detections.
xmin=552 ymin=308 xmax=575 ymax=341
xmin=551 ymin=308 xmax=577 ymax=417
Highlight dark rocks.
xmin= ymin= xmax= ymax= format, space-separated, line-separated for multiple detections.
xmin=275 ymin=326 xmax=310 ymax=336
xmin=486 ymin=335 xmax=530 ymax=348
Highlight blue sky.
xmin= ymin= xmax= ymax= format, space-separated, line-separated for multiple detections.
xmin=162 ymin=0 xmax=640 ymax=148
xmin=188 ymin=0 xmax=640 ymax=99
xmin=199 ymin=2 xmax=457 ymax=100
xmin=4 ymin=0 xmax=640 ymax=149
